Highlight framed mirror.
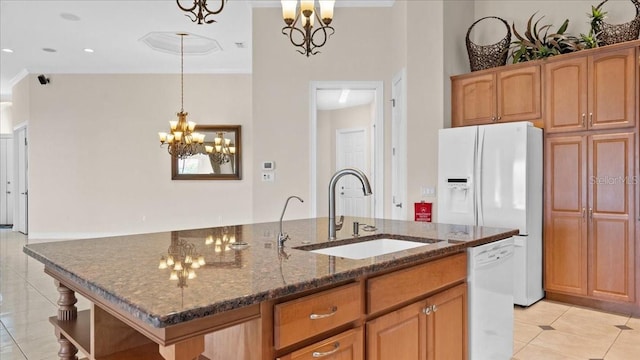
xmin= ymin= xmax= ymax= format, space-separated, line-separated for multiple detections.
xmin=171 ymin=125 xmax=242 ymax=180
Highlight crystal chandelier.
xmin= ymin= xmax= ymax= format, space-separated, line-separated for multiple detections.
xmin=176 ymin=0 xmax=226 ymax=25
xmin=280 ymin=0 xmax=335 ymax=57
xmin=205 ymin=132 xmax=236 ymax=165
xmin=158 ymin=34 xmax=207 ymax=160
xmin=159 ymin=236 xmax=205 ymax=288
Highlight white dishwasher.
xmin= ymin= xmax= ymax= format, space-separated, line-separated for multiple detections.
xmin=467 ymin=237 xmax=515 ymax=360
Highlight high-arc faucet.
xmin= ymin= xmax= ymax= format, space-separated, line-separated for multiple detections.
xmin=328 ymin=168 xmax=372 ymax=240
xmin=278 ymin=195 xmax=304 ymax=248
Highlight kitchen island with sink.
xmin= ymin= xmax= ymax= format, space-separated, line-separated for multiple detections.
xmin=23 ymin=218 xmax=517 ymax=360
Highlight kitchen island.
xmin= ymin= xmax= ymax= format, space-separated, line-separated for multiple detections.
xmin=23 ymin=218 xmax=517 ymax=360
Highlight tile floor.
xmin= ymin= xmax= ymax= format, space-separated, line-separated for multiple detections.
xmin=1 ymin=229 xmax=639 ymax=359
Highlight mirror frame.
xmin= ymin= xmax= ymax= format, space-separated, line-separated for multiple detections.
xmin=171 ymin=125 xmax=242 ymax=180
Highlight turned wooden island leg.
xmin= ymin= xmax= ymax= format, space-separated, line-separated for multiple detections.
xmin=54 ymin=281 xmax=78 ymax=360
xmin=158 ymin=336 xmax=205 ymax=360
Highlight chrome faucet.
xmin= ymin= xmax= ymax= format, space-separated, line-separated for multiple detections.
xmin=278 ymin=195 xmax=304 ymax=248
xmin=328 ymin=168 xmax=372 ymax=240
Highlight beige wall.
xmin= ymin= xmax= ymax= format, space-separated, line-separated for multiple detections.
xmin=22 ymin=73 xmax=252 ymax=239
xmin=0 ymin=102 xmax=13 ymax=134
xmin=251 ymin=6 xmax=393 ymax=223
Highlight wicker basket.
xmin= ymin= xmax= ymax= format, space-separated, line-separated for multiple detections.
xmin=466 ymin=16 xmax=511 ymax=72
xmin=596 ymin=0 xmax=640 ymax=45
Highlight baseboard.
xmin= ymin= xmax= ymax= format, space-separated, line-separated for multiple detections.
xmin=545 ymin=291 xmax=640 ymax=317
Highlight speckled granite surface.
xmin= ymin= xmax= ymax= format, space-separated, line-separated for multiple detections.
xmin=23 ymin=218 xmax=517 ymax=328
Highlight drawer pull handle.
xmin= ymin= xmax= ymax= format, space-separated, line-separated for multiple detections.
xmin=312 ymin=342 xmax=340 ymax=358
xmin=309 ymin=306 xmax=338 ymax=320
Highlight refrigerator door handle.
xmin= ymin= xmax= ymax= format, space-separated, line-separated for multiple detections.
xmin=477 ymin=129 xmax=485 ymax=226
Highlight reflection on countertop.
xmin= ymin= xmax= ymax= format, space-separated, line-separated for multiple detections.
xmin=23 ymin=218 xmax=517 ymax=328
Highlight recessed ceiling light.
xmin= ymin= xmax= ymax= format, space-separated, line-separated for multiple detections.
xmin=1 ymin=48 xmax=13 ymax=53
xmin=60 ymin=13 xmax=81 ymax=21
xmin=42 ymin=48 xmax=57 ymax=53
xmin=83 ymin=48 xmax=94 ymax=53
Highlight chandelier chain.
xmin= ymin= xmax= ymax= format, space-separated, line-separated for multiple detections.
xmin=180 ymin=34 xmax=184 ymax=113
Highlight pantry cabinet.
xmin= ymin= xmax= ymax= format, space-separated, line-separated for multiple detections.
xmin=451 ymin=64 xmax=541 ymax=127
xmin=544 ymin=47 xmax=636 ymax=133
xmin=545 ymin=132 xmax=635 ymax=303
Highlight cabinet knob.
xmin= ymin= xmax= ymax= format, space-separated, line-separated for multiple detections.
xmin=582 ymin=114 xmax=586 ymax=127
xmin=589 ymin=113 xmax=593 ymax=127
xmin=432 ymin=304 xmax=438 ymax=312
xmin=589 ymin=208 xmax=593 ymax=219
xmin=491 ymin=116 xmax=497 ymax=122
xmin=422 ymin=306 xmax=432 ymax=315
xmin=497 ymin=116 xmax=501 ymax=121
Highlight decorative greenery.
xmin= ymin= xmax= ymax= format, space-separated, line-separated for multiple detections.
xmin=582 ymin=5 xmax=607 ymax=48
xmin=510 ymin=13 xmax=582 ymax=63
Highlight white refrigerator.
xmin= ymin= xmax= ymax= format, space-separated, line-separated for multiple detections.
xmin=437 ymin=121 xmax=544 ymax=306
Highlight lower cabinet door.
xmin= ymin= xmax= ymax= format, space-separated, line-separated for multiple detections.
xmin=277 ymin=327 xmax=363 ymax=360
xmin=366 ymin=300 xmax=427 ymax=360
xmin=426 ymin=284 xmax=467 ymax=360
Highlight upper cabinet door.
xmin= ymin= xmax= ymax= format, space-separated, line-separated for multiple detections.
xmin=544 ymin=57 xmax=589 ymax=133
xmin=497 ymin=65 xmax=541 ymax=123
xmin=589 ymin=47 xmax=637 ymax=131
xmin=451 ymin=73 xmax=496 ymax=127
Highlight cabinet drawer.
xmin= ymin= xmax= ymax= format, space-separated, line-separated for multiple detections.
xmin=274 ymin=283 xmax=362 ymax=349
xmin=277 ymin=327 xmax=364 ymax=360
xmin=367 ymin=252 xmax=466 ymax=314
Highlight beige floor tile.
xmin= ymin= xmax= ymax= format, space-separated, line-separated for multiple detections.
xmin=562 ymin=306 xmax=630 ymax=325
xmin=513 ymin=343 xmax=581 ymax=360
xmin=0 ymin=306 xmax=57 ymax=329
xmin=514 ymin=301 xmax=570 ymax=326
xmin=513 ymin=340 xmax=527 ymax=354
xmin=19 ymin=334 xmax=60 ymax=360
xmin=530 ymin=329 xmax=612 ymax=359
xmin=0 ymin=326 xmax=15 ymax=348
xmin=626 ymin=316 xmax=640 ymax=329
xmin=4 ymin=319 xmax=55 ymax=344
xmin=605 ymin=330 xmax=640 ymax=360
xmin=0 ymin=343 xmax=27 ymax=360
xmin=514 ymin=320 xmax=543 ymax=343
xmin=551 ymin=312 xmax=621 ymax=344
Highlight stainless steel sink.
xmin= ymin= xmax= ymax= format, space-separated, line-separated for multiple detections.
xmin=304 ymin=238 xmax=433 ymax=260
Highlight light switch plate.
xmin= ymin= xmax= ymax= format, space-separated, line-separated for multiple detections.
xmin=262 ymin=172 xmax=275 ymax=182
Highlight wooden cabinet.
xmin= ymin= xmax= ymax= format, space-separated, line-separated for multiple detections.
xmin=366 ymin=284 xmax=467 ymax=360
xmin=451 ymin=64 xmax=541 ymax=127
xmin=277 ymin=328 xmax=363 ymax=360
xmin=545 ymin=47 xmax=636 ymax=133
xmin=273 ymin=254 xmax=468 ymax=359
xmin=545 ymin=132 xmax=636 ymax=303
xmin=274 ymin=283 xmax=362 ymax=350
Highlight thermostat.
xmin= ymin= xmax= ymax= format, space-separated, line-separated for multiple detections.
xmin=262 ymin=161 xmax=275 ymax=171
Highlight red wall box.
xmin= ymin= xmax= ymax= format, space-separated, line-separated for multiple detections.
xmin=414 ymin=202 xmax=432 ymax=222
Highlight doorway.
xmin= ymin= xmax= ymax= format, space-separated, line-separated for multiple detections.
xmin=391 ymin=69 xmax=407 ymax=220
xmin=310 ymin=81 xmax=384 ymax=219
xmin=14 ymin=125 xmax=27 ymax=234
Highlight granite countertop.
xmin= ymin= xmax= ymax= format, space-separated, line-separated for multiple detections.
xmin=23 ymin=218 xmax=518 ymax=328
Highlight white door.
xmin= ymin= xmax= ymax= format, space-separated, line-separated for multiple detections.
xmin=391 ymin=71 xmax=407 ymax=219
xmin=15 ymin=127 xmax=27 ymax=234
xmin=336 ymin=128 xmax=369 ymax=217
xmin=0 ymin=136 xmax=14 ymax=225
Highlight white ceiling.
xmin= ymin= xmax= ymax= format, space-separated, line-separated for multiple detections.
xmin=0 ymin=0 xmax=394 ymax=101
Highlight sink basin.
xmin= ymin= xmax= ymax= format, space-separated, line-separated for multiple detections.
xmin=308 ymin=238 xmax=432 ymax=260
